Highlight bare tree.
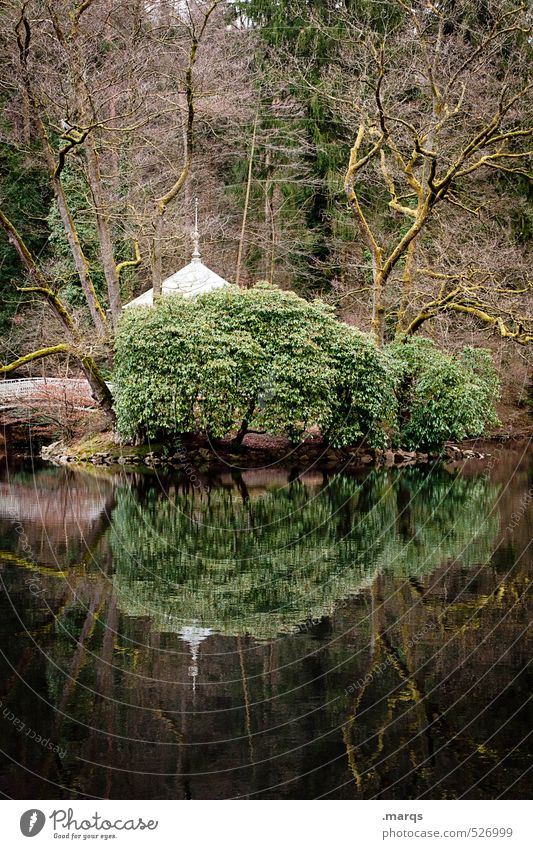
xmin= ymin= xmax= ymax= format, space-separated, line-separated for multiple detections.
xmin=149 ymin=0 xmax=225 ymax=294
xmin=0 ymin=208 xmax=114 ymax=419
xmin=0 ymin=0 xmax=259 ymax=416
xmin=338 ymin=1 xmax=532 ymax=344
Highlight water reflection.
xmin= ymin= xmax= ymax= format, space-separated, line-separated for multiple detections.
xmin=0 ymin=450 xmax=531 ymax=799
xmin=111 ymin=469 xmax=499 ymax=638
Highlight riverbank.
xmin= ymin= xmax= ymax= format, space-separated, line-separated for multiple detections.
xmin=37 ymin=429 xmax=498 ymax=473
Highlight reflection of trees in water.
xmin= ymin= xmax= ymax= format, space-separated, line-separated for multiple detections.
xmin=0 ymin=465 xmax=115 ymax=566
xmin=2 ymin=460 xmax=530 ymax=800
xmin=111 ymin=468 xmax=500 ymax=638
xmin=342 ymin=552 xmax=532 ymax=800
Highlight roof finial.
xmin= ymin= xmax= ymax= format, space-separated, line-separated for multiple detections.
xmin=191 ymin=197 xmax=201 ymax=261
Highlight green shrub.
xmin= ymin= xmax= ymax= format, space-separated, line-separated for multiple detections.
xmin=114 ymin=286 xmax=499 ymax=450
xmin=389 ymin=337 xmax=500 ymax=450
xmin=114 ymin=284 xmax=396 ymax=446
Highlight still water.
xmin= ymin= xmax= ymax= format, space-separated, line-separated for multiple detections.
xmin=0 ymin=447 xmax=531 ymax=799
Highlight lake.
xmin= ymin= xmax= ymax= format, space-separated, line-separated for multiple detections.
xmin=0 ymin=446 xmax=531 ymax=799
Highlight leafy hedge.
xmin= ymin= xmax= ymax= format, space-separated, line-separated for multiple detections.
xmin=114 ymin=284 xmax=397 ymax=445
xmin=390 ymin=337 xmax=500 ymax=450
xmin=114 ymin=285 xmax=499 ymax=450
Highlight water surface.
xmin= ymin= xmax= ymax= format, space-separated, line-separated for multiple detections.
xmin=0 ymin=447 xmax=531 ymax=798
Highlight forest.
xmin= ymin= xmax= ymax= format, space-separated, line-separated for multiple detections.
xmin=0 ymin=0 xmax=531 ymax=447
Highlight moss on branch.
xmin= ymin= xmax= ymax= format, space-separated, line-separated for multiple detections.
xmin=0 ymin=344 xmax=70 ymax=374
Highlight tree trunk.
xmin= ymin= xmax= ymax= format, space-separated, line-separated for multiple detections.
xmin=79 ymin=355 xmax=115 ymax=421
xmin=52 ymin=172 xmax=108 ymax=336
xmin=264 ymin=148 xmax=274 ymax=281
xmin=84 ymin=137 xmax=122 ymax=326
xmin=233 ymin=396 xmax=257 ymax=445
xmin=372 ymin=272 xmax=385 ymax=345
xmin=236 ymin=114 xmax=258 ymax=287
xmin=396 ymin=239 xmax=416 ymax=335
xmin=152 ymin=213 xmax=164 ymax=298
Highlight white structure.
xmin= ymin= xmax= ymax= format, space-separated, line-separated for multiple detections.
xmin=123 ymin=202 xmax=230 ymax=309
xmin=179 ymin=624 xmax=213 ymax=694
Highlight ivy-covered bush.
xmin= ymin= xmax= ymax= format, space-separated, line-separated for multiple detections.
xmin=113 ymin=284 xmax=396 ymax=445
xmin=389 ymin=337 xmax=500 ymax=451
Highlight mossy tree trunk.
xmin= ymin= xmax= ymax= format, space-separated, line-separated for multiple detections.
xmin=0 ymin=208 xmax=115 ymax=422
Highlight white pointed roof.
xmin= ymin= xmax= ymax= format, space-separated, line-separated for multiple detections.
xmin=123 ymin=204 xmax=230 ymax=309
xmin=122 ymin=287 xmax=154 ymax=309
xmin=163 ymin=258 xmax=230 ymax=296
xmin=123 ymin=257 xmax=230 ymax=309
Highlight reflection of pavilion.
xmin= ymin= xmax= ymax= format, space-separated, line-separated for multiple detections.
xmin=178 ymin=624 xmax=212 ymax=694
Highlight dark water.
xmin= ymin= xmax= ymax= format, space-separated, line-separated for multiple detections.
xmin=0 ymin=447 xmax=531 ymax=799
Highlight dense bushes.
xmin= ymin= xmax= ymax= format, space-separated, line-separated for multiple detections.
xmin=114 ymin=284 xmax=397 ymax=445
xmin=390 ymin=338 xmax=500 ymax=451
xmin=114 ymin=285 xmax=499 ymax=450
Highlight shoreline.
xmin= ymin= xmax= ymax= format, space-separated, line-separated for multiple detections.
xmin=35 ymin=430 xmax=514 ymax=473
